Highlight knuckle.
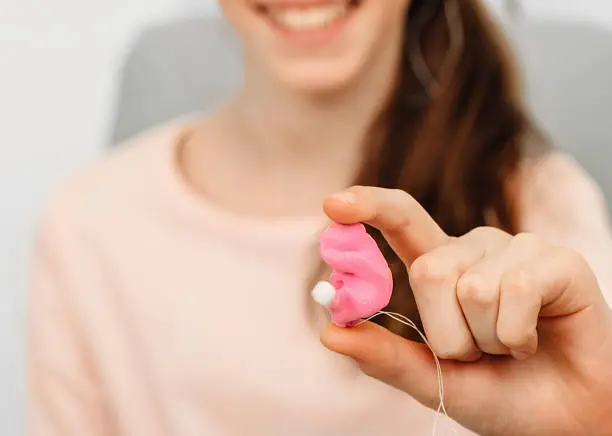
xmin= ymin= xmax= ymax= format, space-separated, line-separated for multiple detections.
xmin=391 ymin=189 xmax=415 ymax=212
xmin=551 ymin=247 xmax=598 ymax=286
xmin=456 ymin=273 xmax=497 ymax=306
xmin=384 ymin=188 xmax=413 ymax=207
xmin=409 ymin=255 xmax=448 ymax=285
xmin=556 ymin=246 xmax=588 ymax=269
xmin=468 ymin=226 xmax=505 ymax=240
xmin=501 ymin=268 xmax=533 ymax=298
xmin=349 ymin=185 xmax=368 ymax=194
xmin=390 ymin=188 xmax=410 ymax=198
xmin=511 ymin=232 xmax=543 ymax=252
xmin=379 ymin=188 xmax=415 ymax=233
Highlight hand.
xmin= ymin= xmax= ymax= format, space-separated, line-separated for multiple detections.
xmin=320 ymin=186 xmax=612 ymax=436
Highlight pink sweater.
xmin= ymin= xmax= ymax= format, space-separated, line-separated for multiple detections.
xmin=28 ymin=120 xmax=612 ymax=436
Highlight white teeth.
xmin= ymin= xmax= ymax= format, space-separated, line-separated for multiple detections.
xmin=270 ymin=5 xmax=347 ymax=30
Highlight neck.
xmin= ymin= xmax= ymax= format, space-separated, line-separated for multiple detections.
xmin=181 ymin=34 xmax=403 ymax=220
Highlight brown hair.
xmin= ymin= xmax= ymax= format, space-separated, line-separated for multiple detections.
xmin=314 ymin=0 xmax=546 ymax=339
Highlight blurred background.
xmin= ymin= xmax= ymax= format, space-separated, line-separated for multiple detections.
xmin=1 ymin=0 xmax=611 ymax=434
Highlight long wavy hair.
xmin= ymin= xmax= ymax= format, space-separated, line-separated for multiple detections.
xmin=312 ymin=0 xmax=546 ymax=338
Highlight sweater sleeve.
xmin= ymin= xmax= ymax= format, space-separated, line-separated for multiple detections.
xmin=27 ymin=203 xmax=110 ymax=436
xmin=518 ymin=152 xmax=612 ymax=305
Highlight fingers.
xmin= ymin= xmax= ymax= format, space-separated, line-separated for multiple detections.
xmin=496 ymin=243 xmax=600 ymax=358
xmin=320 ymin=322 xmax=456 ymax=411
xmin=409 ymin=227 xmax=510 ymax=361
xmin=460 ymin=233 xmax=595 ymax=360
xmin=318 ymin=232 xmax=607 ymax=432
xmin=323 ymin=187 xmax=449 ymax=266
xmin=409 ymin=238 xmax=485 ymax=361
xmin=323 ymin=186 xmax=603 ymax=363
xmin=410 ymin=229 xmax=558 ymax=360
xmin=497 ymin=265 xmax=541 ymax=359
xmin=530 ymin=246 xmax=600 ymax=317
xmin=457 ymin=266 xmax=509 ymax=356
xmin=457 ymin=233 xmax=541 ymax=355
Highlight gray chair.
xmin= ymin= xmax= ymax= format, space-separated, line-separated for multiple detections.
xmin=108 ymin=15 xmax=612 ymax=206
xmin=108 ymin=17 xmax=243 ymax=144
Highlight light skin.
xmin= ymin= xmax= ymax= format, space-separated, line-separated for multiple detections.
xmin=187 ymin=1 xmax=612 ymax=434
xmin=184 ymin=0 xmax=406 ymax=218
xmin=321 ymin=186 xmax=612 ymax=435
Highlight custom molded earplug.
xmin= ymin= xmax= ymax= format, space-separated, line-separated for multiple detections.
xmin=312 ymin=222 xmax=393 ymax=327
xmin=313 ymin=223 xmax=454 ymax=434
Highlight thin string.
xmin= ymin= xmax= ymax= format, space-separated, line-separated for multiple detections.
xmin=356 ymin=311 xmax=460 ymax=436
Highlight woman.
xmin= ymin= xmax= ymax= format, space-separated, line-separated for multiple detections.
xmin=28 ymin=0 xmax=612 ymax=435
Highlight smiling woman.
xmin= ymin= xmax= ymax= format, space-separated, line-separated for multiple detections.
xmin=27 ymin=0 xmax=612 ymax=435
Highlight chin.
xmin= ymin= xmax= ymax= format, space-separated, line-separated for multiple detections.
xmin=275 ymin=56 xmax=366 ymax=95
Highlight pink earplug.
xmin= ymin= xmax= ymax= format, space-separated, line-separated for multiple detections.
xmin=311 ymin=222 xmax=393 ymax=327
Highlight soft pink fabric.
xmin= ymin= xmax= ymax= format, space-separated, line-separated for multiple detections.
xmin=319 ymin=223 xmax=393 ymax=326
xmin=27 ymin=120 xmax=612 ymax=436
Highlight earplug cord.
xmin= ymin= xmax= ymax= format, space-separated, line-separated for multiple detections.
xmin=358 ymin=312 xmax=460 ymax=436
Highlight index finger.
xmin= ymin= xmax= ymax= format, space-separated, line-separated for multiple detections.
xmin=322 ymin=186 xmax=450 ymax=266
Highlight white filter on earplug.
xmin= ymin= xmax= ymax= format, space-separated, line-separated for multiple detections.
xmin=311 ymin=281 xmax=336 ymax=307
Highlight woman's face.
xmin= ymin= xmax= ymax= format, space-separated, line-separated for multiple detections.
xmin=218 ymin=0 xmax=410 ymax=93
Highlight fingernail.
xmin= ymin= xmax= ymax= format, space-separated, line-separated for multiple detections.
xmin=330 ymin=191 xmax=357 ymax=205
xmin=511 ymin=332 xmax=538 ymax=361
xmin=465 ymin=350 xmax=484 ymax=362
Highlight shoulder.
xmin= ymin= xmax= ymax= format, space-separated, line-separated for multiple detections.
xmin=516 ymin=151 xmax=612 ymax=295
xmin=35 ymin=119 xmax=191 ymax=243
xmin=516 ymin=152 xmax=612 ymax=300
xmin=516 ymin=151 xmax=611 ymax=234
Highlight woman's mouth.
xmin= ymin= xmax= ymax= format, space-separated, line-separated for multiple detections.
xmin=257 ymin=1 xmax=361 ymax=32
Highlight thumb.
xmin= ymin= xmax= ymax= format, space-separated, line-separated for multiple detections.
xmin=320 ymin=322 xmax=456 ymax=410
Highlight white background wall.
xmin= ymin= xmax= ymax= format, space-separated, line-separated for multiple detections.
xmin=1 ymin=1 xmax=611 ymax=434
xmin=0 ymin=1 xmax=219 ymax=434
